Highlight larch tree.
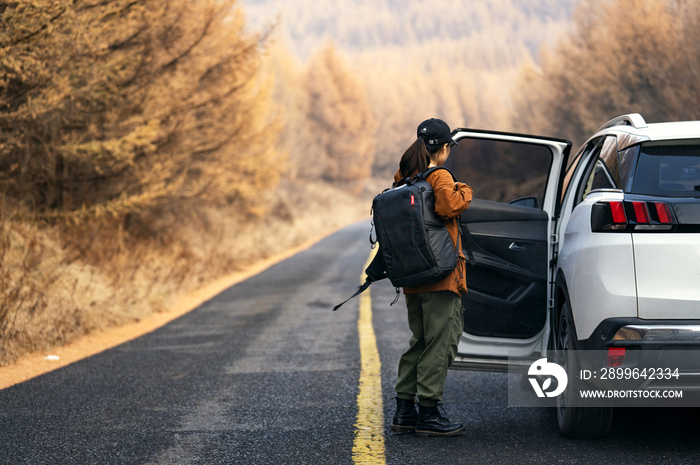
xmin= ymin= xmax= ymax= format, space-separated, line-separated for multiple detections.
xmin=303 ymin=41 xmax=375 ymax=190
xmin=0 ymin=0 xmax=278 ymax=224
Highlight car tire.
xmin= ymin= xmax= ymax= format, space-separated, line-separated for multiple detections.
xmin=556 ymin=299 xmax=613 ymax=438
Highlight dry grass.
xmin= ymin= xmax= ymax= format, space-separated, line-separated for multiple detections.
xmin=0 ymin=181 xmax=370 ymax=366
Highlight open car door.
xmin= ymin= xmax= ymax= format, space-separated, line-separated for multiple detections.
xmin=444 ymin=129 xmax=571 ymax=372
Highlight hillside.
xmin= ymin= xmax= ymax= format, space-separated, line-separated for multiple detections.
xmin=241 ymin=0 xmax=576 ymax=175
xmin=241 ymin=0 xmax=576 ymax=65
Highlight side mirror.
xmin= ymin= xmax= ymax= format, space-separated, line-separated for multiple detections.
xmin=508 ymin=196 xmax=540 ymax=209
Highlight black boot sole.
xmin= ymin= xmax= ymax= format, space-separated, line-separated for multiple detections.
xmin=391 ymin=424 xmax=416 ymax=433
xmin=415 ymin=426 xmax=466 ymax=437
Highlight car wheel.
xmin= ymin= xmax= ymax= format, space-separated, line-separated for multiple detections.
xmin=556 ymin=300 xmax=613 ymax=438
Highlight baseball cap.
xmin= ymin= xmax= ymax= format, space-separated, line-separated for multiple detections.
xmin=417 ymin=118 xmax=459 ymax=147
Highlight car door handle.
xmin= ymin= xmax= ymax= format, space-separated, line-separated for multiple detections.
xmin=508 ymin=242 xmax=530 ymax=252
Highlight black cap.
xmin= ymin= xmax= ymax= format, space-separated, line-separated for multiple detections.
xmin=417 ymin=118 xmax=458 ymax=147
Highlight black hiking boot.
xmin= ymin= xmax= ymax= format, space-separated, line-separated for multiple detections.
xmin=415 ymin=404 xmax=465 ymax=437
xmin=391 ymin=397 xmax=418 ymax=433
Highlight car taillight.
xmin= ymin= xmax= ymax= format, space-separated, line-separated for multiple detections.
xmin=591 ymin=200 xmax=676 ymax=232
xmin=631 ymin=202 xmax=650 ymax=224
xmin=651 ymin=202 xmax=673 ymax=224
xmin=607 ymin=347 xmax=626 ymax=367
xmin=609 ymin=201 xmax=626 ymax=223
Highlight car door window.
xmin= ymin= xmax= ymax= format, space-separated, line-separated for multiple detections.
xmin=444 ymin=137 xmax=552 ymax=208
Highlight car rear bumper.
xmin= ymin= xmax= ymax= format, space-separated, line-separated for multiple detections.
xmin=577 ymin=317 xmax=700 ymax=350
xmin=577 ymin=318 xmax=700 ymax=392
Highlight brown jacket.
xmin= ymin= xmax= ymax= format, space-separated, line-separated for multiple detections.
xmin=394 ymin=168 xmax=473 ymax=297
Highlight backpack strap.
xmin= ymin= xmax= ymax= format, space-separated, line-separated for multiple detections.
xmin=417 ymin=166 xmax=457 ymax=182
xmin=420 ymin=166 xmax=469 ymax=262
xmin=399 ymin=166 xmax=457 ymax=187
xmin=409 ymin=166 xmax=474 ymax=266
xmin=461 ymin=223 xmax=477 ymax=267
xmin=332 ymin=251 xmax=387 ymax=311
xmin=364 ymin=249 xmax=387 ymax=282
xmin=332 ymin=279 xmax=372 ymax=312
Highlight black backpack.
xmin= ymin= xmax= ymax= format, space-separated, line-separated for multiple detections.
xmin=334 ymin=166 xmax=470 ymax=311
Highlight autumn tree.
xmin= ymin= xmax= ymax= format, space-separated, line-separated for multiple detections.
xmin=303 ymin=42 xmax=375 ymax=189
xmin=0 ymin=0 xmax=278 ymax=224
xmin=513 ymin=0 xmax=700 ymax=146
xmin=359 ymin=61 xmax=482 ymax=177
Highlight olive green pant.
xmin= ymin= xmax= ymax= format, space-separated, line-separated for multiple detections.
xmin=394 ymin=291 xmax=464 ymax=407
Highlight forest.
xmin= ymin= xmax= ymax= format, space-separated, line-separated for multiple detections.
xmin=3 ymin=0 xmax=700 ymax=365
xmin=245 ymin=0 xmax=577 ymax=175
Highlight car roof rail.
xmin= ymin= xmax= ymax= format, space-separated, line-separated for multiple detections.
xmin=597 ymin=113 xmax=648 ymax=132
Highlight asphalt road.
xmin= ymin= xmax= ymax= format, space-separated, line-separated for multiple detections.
xmin=1 ymin=221 xmax=700 ymax=464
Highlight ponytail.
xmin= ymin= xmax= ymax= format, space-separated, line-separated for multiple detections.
xmin=399 ymin=137 xmax=442 ymax=179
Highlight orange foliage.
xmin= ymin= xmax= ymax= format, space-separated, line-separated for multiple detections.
xmin=303 ymin=42 xmax=375 ymax=189
xmin=0 ymin=0 xmax=278 ymax=223
xmin=513 ymin=0 xmax=700 ymax=146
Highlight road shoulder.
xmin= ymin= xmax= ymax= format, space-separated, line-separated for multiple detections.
xmin=0 ymin=219 xmax=364 ymax=390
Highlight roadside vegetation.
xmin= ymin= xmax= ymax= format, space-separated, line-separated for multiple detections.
xmin=0 ymin=0 xmax=367 ymax=365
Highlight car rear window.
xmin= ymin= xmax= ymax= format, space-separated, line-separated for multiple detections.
xmin=631 ymin=144 xmax=700 ymax=197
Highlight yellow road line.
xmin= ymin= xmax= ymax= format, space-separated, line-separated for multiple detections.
xmin=352 ymin=248 xmax=386 ymax=465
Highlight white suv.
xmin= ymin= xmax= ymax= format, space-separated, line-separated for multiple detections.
xmin=445 ymin=114 xmax=700 ymax=437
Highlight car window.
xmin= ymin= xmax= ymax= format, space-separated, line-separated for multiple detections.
xmin=571 ymin=137 xmax=609 ymax=207
xmin=618 ymin=145 xmax=641 ymax=193
xmin=444 ymin=137 xmax=552 ymax=208
xmin=632 ymin=143 xmax=700 ymax=197
xmin=589 ymin=136 xmax=620 ymax=191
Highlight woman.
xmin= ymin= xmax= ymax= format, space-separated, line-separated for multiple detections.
xmin=391 ymin=118 xmax=473 ymax=437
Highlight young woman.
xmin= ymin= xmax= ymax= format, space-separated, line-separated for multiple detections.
xmin=391 ymin=118 xmax=473 ymax=437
